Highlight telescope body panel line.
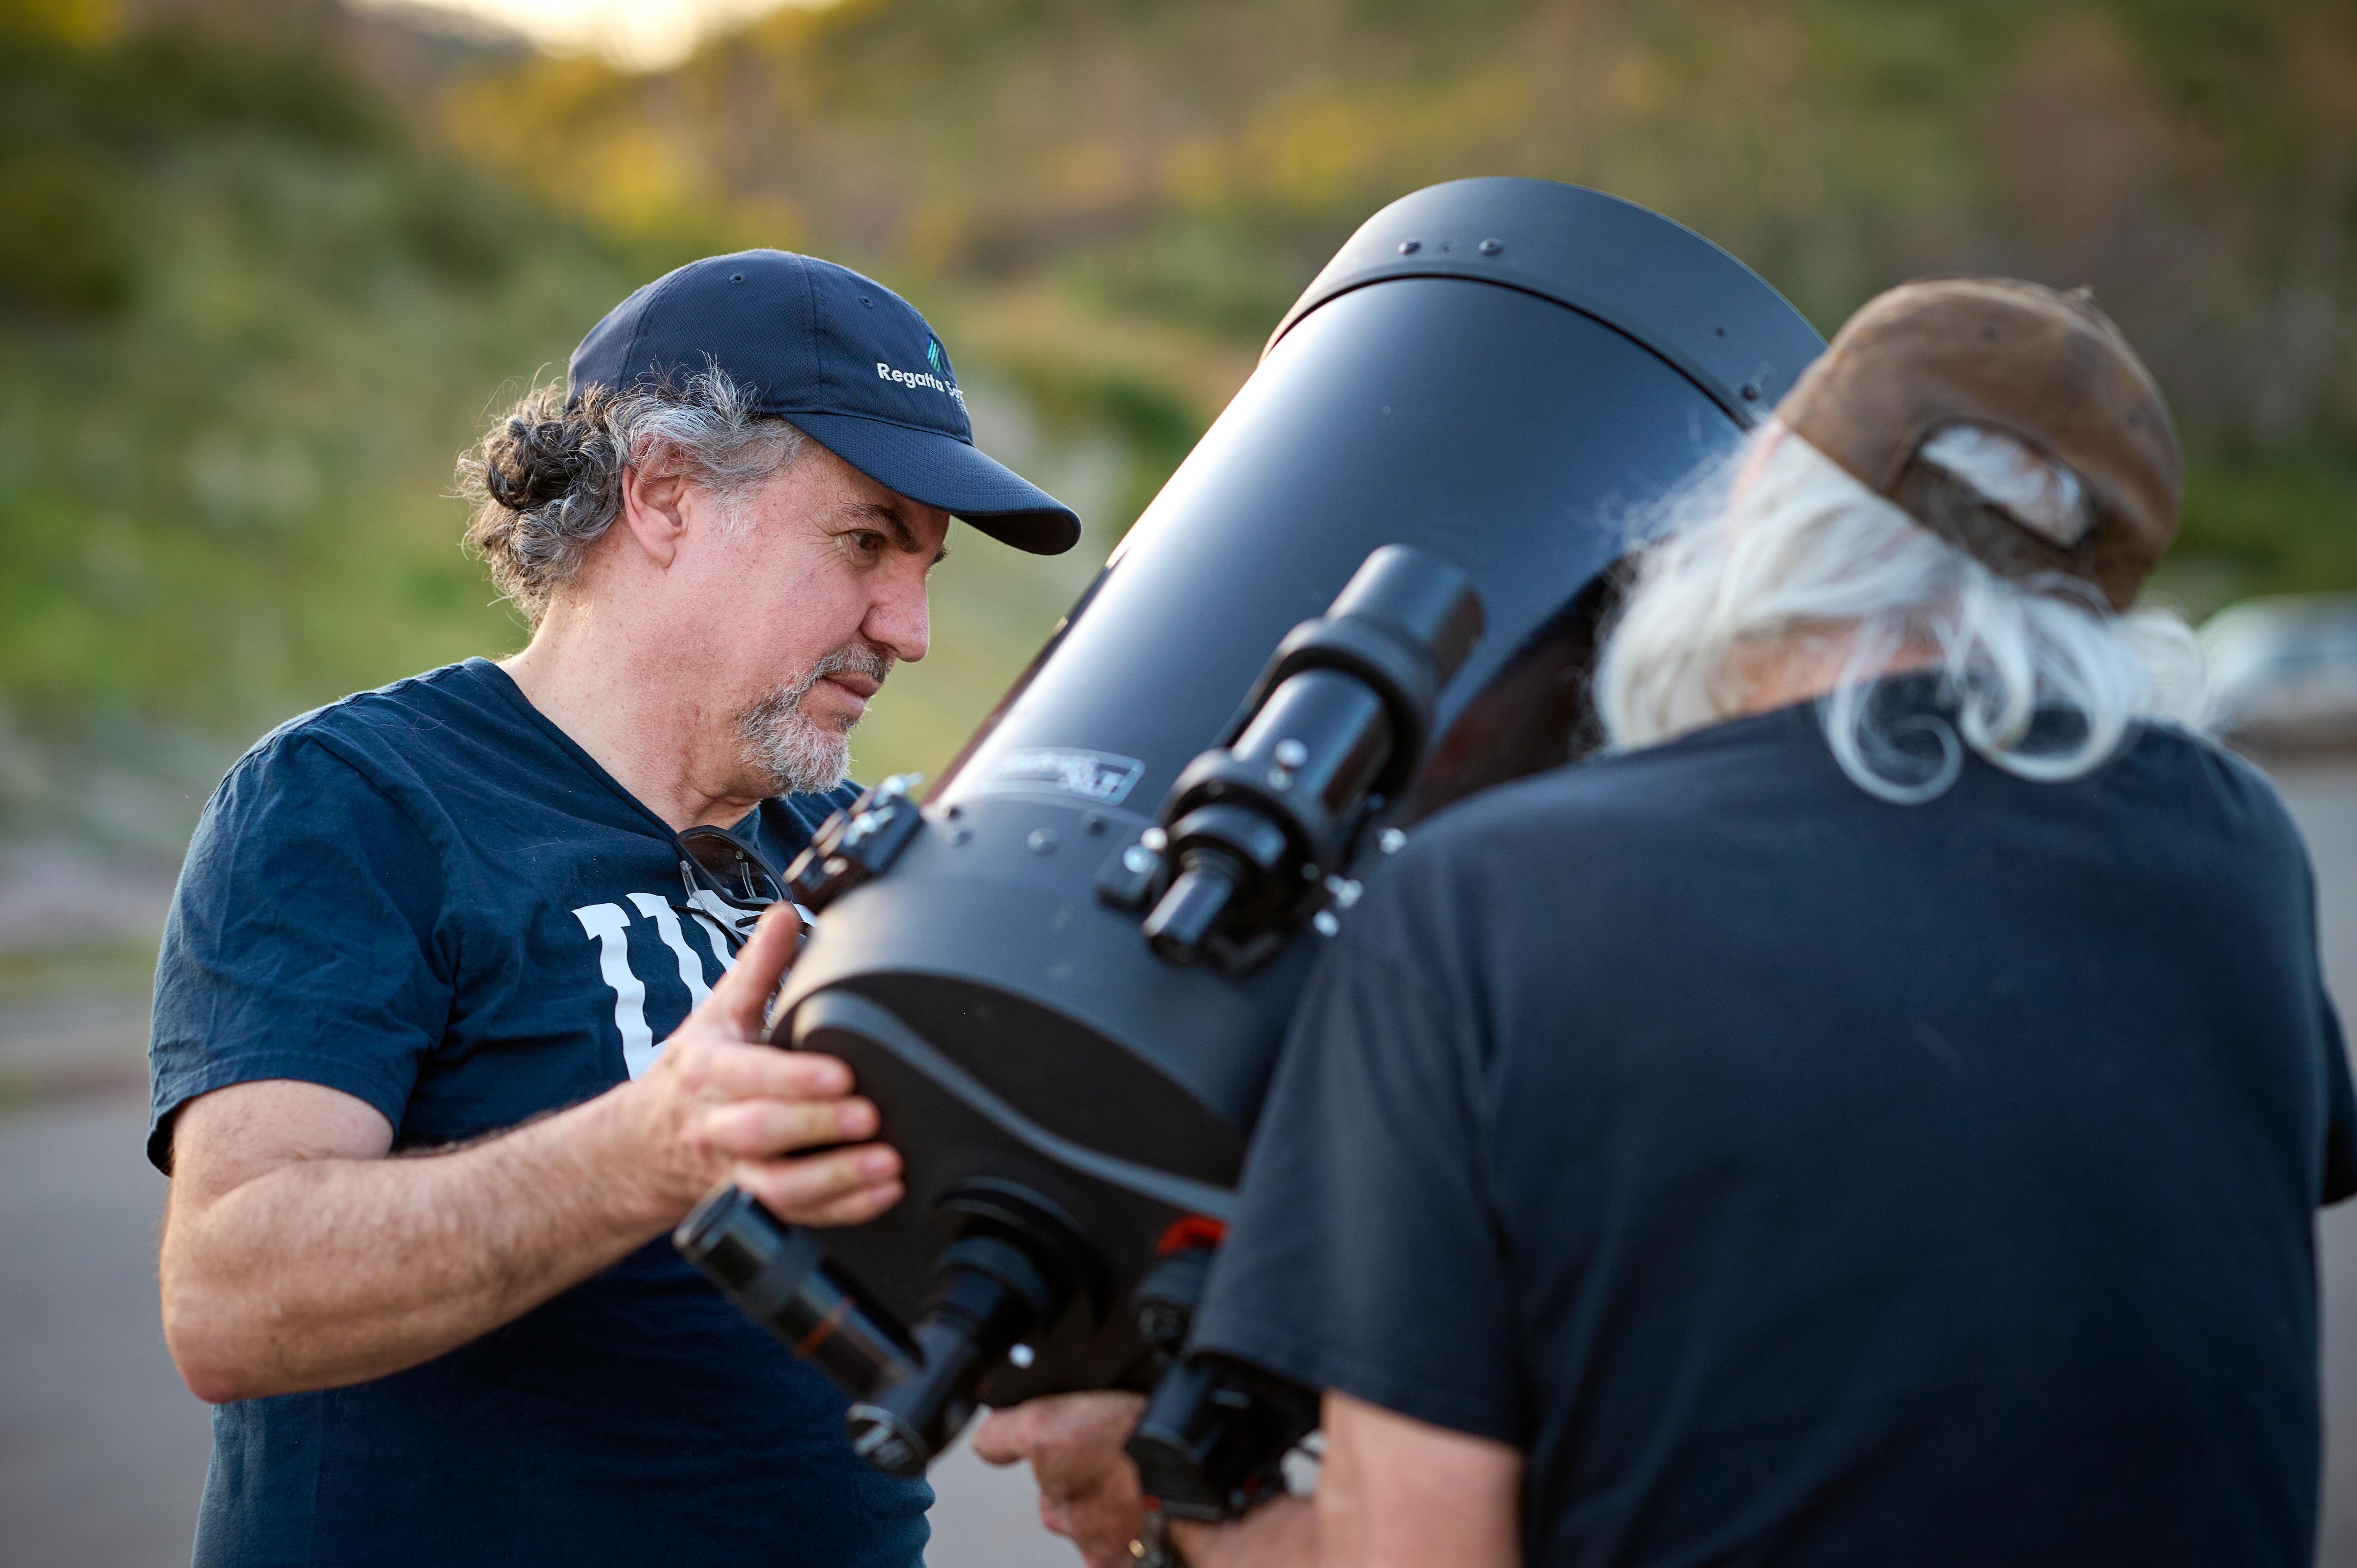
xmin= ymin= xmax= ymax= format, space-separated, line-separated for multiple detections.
xmin=1266 ymin=177 xmax=1824 ymax=427
xmin=796 ymin=990 xmax=1240 ymax=1222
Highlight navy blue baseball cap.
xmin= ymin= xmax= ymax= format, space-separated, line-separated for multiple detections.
xmin=567 ymin=250 xmax=1080 ymax=554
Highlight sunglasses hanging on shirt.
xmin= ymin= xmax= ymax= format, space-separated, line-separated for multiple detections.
xmin=673 ymin=825 xmax=814 ymax=959
xmin=679 ymin=826 xmax=786 ymax=910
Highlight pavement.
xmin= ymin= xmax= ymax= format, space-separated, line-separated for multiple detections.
xmin=0 ymin=1100 xmax=1059 ymax=1568
xmin=10 ymin=765 xmax=2357 ymax=1565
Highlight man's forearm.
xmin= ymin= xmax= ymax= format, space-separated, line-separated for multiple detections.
xmin=162 ymin=1086 xmax=670 ymax=1402
xmin=1174 ymin=1496 xmax=1318 ymax=1568
xmin=159 ymin=907 xmax=898 ymax=1406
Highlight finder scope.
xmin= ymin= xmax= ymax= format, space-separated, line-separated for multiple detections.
xmin=679 ymin=177 xmax=1824 ymax=1501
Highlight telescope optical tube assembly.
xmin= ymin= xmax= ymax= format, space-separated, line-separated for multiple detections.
xmin=678 ymin=177 xmax=1823 ymax=1495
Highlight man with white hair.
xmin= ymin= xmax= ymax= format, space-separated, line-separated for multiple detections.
xmin=976 ymin=280 xmax=2357 ymax=1567
xmin=146 ymin=251 xmax=1079 ymax=1566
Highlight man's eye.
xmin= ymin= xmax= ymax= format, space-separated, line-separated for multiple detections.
xmin=850 ymin=531 xmax=885 ymax=553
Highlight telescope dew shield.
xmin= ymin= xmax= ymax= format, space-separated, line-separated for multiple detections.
xmin=685 ymin=178 xmax=1823 ymax=1473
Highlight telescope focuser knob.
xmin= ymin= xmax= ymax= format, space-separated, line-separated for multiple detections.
xmin=1129 ymin=1354 xmax=1321 ymax=1522
xmin=784 ymin=774 xmax=925 ymax=912
xmin=1132 ymin=1245 xmax=1216 ymax=1354
xmin=1141 ymin=806 xmax=1290 ymax=965
xmin=1139 ymin=854 xmax=1242 ymax=967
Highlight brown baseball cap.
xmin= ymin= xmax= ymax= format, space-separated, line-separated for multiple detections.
xmin=1775 ymin=277 xmax=2180 ymax=611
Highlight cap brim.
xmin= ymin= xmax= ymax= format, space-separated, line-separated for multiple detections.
xmin=789 ymin=412 xmax=1081 ymax=555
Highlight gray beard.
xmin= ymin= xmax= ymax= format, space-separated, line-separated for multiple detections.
xmin=737 ymin=642 xmax=895 ymax=797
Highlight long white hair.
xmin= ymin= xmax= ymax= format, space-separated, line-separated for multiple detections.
xmin=1593 ymin=421 xmax=2206 ymax=803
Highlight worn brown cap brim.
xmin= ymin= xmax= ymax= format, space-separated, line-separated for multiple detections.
xmin=1775 ymin=277 xmax=2180 ymax=611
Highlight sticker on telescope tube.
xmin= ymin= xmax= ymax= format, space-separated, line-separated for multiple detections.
xmin=982 ymin=748 xmax=1147 ymax=806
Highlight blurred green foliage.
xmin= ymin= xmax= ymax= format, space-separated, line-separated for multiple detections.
xmin=3 ymin=0 xmax=2357 ymax=853
xmin=0 ymin=0 xmax=634 ymax=844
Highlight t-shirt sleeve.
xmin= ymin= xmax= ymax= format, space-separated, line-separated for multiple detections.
xmin=1189 ymin=916 xmax=1521 ymax=1446
xmin=2321 ymin=996 xmax=2357 ymax=1206
xmin=147 ymin=735 xmax=452 ymax=1171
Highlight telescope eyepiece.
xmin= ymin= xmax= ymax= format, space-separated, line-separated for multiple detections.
xmin=674 ymin=1185 xmax=920 ymax=1399
xmin=1325 ymin=543 xmax=1487 ymax=684
xmin=844 ymin=1229 xmax=1073 ymax=1476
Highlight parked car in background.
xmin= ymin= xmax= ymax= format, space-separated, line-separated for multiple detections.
xmin=2205 ymin=594 xmax=2357 ymax=756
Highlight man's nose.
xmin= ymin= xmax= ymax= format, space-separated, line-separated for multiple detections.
xmin=864 ymin=568 xmax=931 ymax=665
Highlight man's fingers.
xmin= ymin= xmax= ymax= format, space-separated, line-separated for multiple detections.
xmin=970 ymin=1407 xmax=1029 ymax=1467
xmin=788 ymin=1180 xmax=906 ymax=1229
xmin=1039 ymin=1391 xmax=1149 ymax=1455
xmin=730 ymin=1144 xmax=903 ymax=1220
xmin=969 ymin=1397 xmax=1066 ymax=1466
xmin=698 ymin=1095 xmax=880 ymax=1156
xmin=972 ymin=1393 xmax=1153 ymax=1568
xmin=688 ymin=1041 xmax=854 ymax=1103
xmin=969 ymin=1393 xmax=1146 ymax=1467
xmin=700 ymin=904 xmax=802 ymax=1038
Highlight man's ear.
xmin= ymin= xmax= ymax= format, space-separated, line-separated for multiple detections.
xmin=617 ymin=463 xmax=692 ymax=569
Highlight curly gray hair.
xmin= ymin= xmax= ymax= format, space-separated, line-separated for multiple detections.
xmin=457 ymin=366 xmax=807 ymax=623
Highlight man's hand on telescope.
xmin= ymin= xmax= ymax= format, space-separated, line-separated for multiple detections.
xmin=159 ymin=903 xmax=900 ymax=1404
xmin=976 ymin=1388 xmax=1521 ymax=1568
xmin=973 ymin=1392 xmax=1154 ymax=1568
xmin=619 ymin=903 xmax=905 ymax=1227
xmin=974 ymin=1390 xmax=1322 ymax=1568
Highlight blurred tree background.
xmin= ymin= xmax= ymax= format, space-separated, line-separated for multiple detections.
xmin=5 ymin=0 xmax=2356 ymax=861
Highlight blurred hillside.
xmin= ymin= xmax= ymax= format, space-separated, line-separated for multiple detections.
xmin=453 ymin=0 xmax=2357 ymax=563
xmin=5 ymin=0 xmax=2357 ymax=860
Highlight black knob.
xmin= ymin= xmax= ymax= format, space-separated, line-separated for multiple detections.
xmin=1132 ymin=1246 xmax=1216 ymax=1353
xmin=1127 ymin=1355 xmax=1319 ymax=1522
xmin=1141 ymin=853 xmax=1243 ymax=965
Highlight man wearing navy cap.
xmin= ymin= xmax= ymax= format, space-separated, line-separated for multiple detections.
xmin=145 ymin=252 xmax=1078 ymax=1567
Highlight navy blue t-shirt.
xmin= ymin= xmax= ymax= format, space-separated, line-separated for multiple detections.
xmin=1197 ymin=696 xmax=2357 ymax=1567
xmin=149 ymin=658 xmax=932 ymax=1568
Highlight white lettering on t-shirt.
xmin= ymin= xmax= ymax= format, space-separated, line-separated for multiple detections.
xmin=687 ymin=907 xmax=739 ymax=972
xmin=685 ymin=888 xmax=758 ymax=962
xmin=627 ymin=892 xmax=714 ymax=1008
xmin=573 ymin=902 xmax=657 ymax=1078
